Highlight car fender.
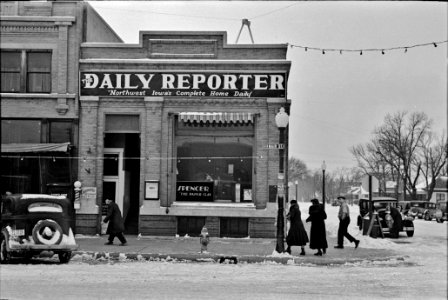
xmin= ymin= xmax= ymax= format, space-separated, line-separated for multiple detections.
xmin=1 ymin=228 xmax=12 ymax=252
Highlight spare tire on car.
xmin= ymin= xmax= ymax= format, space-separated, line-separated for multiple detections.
xmin=32 ymin=219 xmax=63 ymax=245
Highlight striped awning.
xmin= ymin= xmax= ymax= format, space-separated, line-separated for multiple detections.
xmin=1 ymin=142 xmax=70 ymax=153
xmin=179 ymin=112 xmax=254 ymax=124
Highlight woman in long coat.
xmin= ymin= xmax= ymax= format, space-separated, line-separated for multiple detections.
xmin=286 ymin=200 xmax=309 ymax=255
xmin=306 ymin=198 xmax=328 ymax=256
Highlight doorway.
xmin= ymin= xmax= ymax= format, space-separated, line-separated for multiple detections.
xmin=103 ymin=133 xmax=140 ymax=234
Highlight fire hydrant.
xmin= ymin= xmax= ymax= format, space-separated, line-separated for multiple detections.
xmin=200 ymin=226 xmax=210 ymax=253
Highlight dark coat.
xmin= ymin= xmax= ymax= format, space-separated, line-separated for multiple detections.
xmin=286 ymin=203 xmax=309 ymax=246
xmin=389 ymin=206 xmax=403 ymax=238
xmin=306 ymin=204 xmax=328 ymax=250
xmin=104 ymin=202 xmax=125 ymax=234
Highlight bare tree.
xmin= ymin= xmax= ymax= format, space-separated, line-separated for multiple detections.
xmin=288 ymin=157 xmax=308 ymax=182
xmin=352 ymin=111 xmax=433 ymax=200
xmin=420 ymin=131 xmax=447 ymax=200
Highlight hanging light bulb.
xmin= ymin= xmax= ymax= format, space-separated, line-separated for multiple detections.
xmin=322 ymin=49 xmax=325 ymax=54
xmin=433 ymin=43 xmax=437 ymax=47
xmin=339 ymin=50 xmax=342 ymax=55
xmin=381 ymin=50 xmax=385 ymax=55
xmin=404 ymin=48 xmax=408 ymax=53
xmin=305 ymin=47 xmax=308 ymax=52
xmin=360 ymin=50 xmax=363 ymax=55
xmin=53 ymin=157 xmax=56 ymax=162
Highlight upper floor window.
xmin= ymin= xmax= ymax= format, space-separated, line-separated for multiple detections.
xmin=1 ymin=50 xmax=51 ymax=93
xmin=436 ymin=193 xmax=446 ymax=201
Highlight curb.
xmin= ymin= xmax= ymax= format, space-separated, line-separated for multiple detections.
xmin=72 ymin=251 xmax=409 ymax=266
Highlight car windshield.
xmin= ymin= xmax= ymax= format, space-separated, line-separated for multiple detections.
xmin=373 ymin=202 xmax=394 ymax=210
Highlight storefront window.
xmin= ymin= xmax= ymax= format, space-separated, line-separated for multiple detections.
xmin=176 ymin=120 xmax=254 ymax=203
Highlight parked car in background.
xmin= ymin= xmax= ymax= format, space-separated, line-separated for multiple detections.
xmin=435 ymin=200 xmax=447 ymax=223
xmin=422 ymin=202 xmax=438 ymax=221
xmin=357 ymin=197 xmax=415 ymax=238
xmin=398 ymin=201 xmax=412 ymax=215
xmin=1 ymin=194 xmax=78 ymax=263
xmin=409 ymin=200 xmax=427 ymax=219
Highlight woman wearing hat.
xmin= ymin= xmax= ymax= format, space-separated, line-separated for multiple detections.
xmin=306 ymin=198 xmax=328 ymax=256
xmin=285 ymin=200 xmax=309 ymax=255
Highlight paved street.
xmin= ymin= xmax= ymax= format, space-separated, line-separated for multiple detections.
xmin=1 ymin=219 xmax=446 ymax=300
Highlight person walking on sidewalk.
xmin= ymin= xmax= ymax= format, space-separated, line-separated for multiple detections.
xmin=335 ymin=196 xmax=359 ymax=249
xmin=306 ymin=198 xmax=328 ymax=256
xmin=103 ymin=199 xmax=127 ymax=246
xmin=285 ymin=200 xmax=309 ymax=255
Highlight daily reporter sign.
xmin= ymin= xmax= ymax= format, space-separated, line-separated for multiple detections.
xmin=80 ymin=72 xmax=286 ymax=98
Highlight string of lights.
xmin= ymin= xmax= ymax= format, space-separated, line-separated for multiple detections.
xmin=288 ymin=40 xmax=447 ymax=55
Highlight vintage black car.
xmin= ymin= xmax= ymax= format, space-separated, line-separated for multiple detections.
xmin=1 ymin=194 xmax=78 ymax=263
xmin=357 ymin=197 xmax=415 ymax=238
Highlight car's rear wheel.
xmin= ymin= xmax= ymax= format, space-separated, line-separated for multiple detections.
xmin=424 ymin=213 xmax=431 ymax=221
xmin=58 ymin=252 xmax=72 ymax=264
xmin=406 ymin=230 xmax=414 ymax=237
xmin=0 ymin=232 xmax=11 ymax=264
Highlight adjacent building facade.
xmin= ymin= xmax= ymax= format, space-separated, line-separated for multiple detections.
xmin=2 ymin=1 xmax=291 ymax=238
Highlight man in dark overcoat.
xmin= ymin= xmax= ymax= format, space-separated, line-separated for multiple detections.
xmin=285 ymin=200 xmax=309 ymax=255
xmin=103 ymin=199 xmax=127 ymax=246
xmin=389 ymin=205 xmax=403 ymax=238
xmin=306 ymin=198 xmax=328 ymax=256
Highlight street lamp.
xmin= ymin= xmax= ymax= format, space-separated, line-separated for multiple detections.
xmin=274 ymin=107 xmax=289 ymax=253
xmin=321 ymin=161 xmax=326 ymax=210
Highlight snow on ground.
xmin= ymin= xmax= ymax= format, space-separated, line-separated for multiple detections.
xmin=1 ymin=201 xmax=446 ymax=299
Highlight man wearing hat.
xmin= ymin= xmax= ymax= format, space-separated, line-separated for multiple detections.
xmin=335 ymin=196 xmax=360 ymax=249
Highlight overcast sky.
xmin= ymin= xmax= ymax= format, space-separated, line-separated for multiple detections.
xmin=88 ymin=1 xmax=447 ymax=172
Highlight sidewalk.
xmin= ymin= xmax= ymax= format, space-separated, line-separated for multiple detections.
xmin=72 ymin=235 xmax=405 ymax=265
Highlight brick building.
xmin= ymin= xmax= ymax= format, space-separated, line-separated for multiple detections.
xmin=1 ymin=1 xmax=121 ymax=202
xmin=2 ymin=1 xmax=291 ymax=238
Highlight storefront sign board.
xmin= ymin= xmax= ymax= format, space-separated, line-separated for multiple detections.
xmin=80 ymin=72 xmax=286 ymax=98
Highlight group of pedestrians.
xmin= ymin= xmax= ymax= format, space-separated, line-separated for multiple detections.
xmin=285 ymin=196 xmax=360 ymax=256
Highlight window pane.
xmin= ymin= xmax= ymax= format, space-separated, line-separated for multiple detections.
xmin=27 ymin=52 xmax=51 ymax=93
xmin=105 ymin=115 xmax=139 ymax=132
xmin=104 ymin=154 xmax=119 ymax=176
xmin=27 ymin=52 xmax=51 ymax=72
xmin=50 ymin=122 xmax=72 ymax=143
xmin=1 ymin=52 xmax=21 ymax=71
xmin=1 ymin=73 xmax=20 ymax=92
xmin=27 ymin=73 xmax=51 ymax=93
xmin=1 ymin=120 xmax=41 ymax=143
xmin=1 ymin=51 xmax=21 ymax=92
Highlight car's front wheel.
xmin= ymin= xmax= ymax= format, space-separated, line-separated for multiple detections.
xmin=0 ymin=232 xmax=11 ymax=264
xmin=406 ymin=230 xmax=414 ymax=237
xmin=58 ymin=251 xmax=72 ymax=264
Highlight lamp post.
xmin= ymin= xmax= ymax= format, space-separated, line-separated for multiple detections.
xmin=275 ymin=107 xmax=289 ymax=253
xmin=400 ymin=164 xmax=406 ymax=201
xmin=321 ymin=161 xmax=326 ymax=210
xmin=295 ymin=180 xmax=299 ymax=203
